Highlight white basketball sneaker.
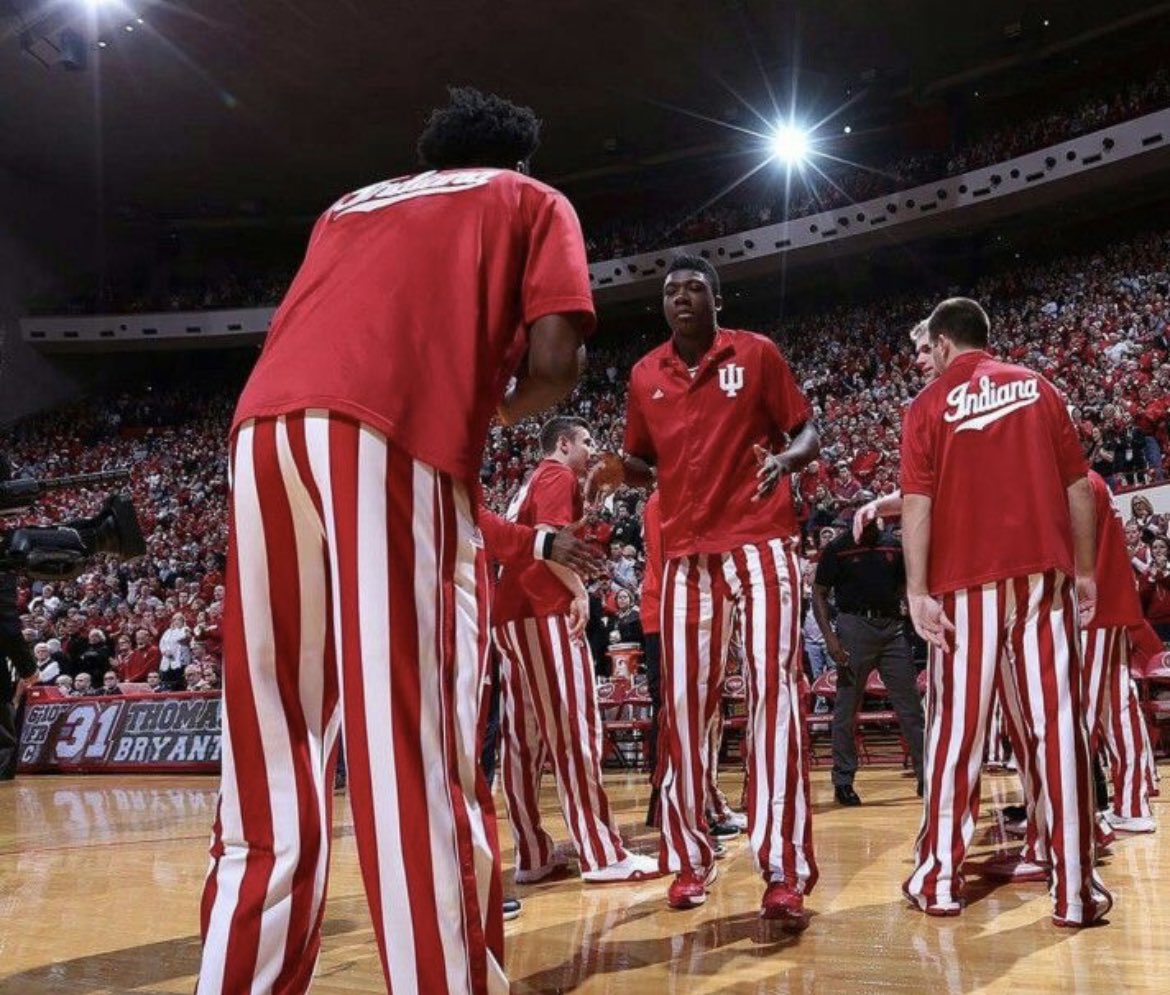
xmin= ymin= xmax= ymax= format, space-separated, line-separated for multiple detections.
xmin=581 ymin=852 xmax=661 ymax=884
xmin=1104 ymin=812 xmax=1156 ymax=834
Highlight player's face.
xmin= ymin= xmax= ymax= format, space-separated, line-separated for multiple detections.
xmin=564 ymin=427 xmax=597 ymax=476
xmin=913 ymin=337 xmax=938 ymax=381
xmin=663 ymin=270 xmax=720 ymax=337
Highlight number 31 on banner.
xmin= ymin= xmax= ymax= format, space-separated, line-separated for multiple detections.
xmin=55 ymin=703 xmax=122 ymax=761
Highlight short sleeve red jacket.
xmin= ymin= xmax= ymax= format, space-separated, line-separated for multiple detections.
xmin=1087 ymin=471 xmax=1143 ymax=628
xmin=900 ymin=350 xmax=1087 ymax=595
xmin=623 ymin=329 xmax=812 ymax=560
xmin=493 ymin=460 xmax=582 ymax=623
xmin=233 ymin=169 xmax=596 ymax=485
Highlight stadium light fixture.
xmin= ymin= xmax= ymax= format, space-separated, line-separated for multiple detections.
xmin=770 ymin=123 xmax=810 ymax=166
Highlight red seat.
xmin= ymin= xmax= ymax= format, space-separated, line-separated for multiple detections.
xmin=811 ymin=669 xmax=838 ymax=701
xmin=1139 ymin=650 xmax=1170 ymax=757
xmin=1135 ymin=651 xmax=1170 ymax=684
xmin=856 ymin=669 xmax=909 ymax=766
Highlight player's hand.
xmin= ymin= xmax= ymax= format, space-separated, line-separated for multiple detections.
xmin=1075 ymin=573 xmax=1098 ymax=628
xmin=585 ymin=453 xmax=624 ymax=504
xmin=566 ymin=593 xmax=589 ymax=639
xmin=908 ymin=592 xmax=954 ymax=653
xmin=826 ymin=635 xmax=851 ymax=668
xmin=547 ymin=522 xmax=606 ymax=578
xmin=852 ymin=500 xmax=881 ymax=543
xmin=752 ymin=445 xmax=791 ymax=501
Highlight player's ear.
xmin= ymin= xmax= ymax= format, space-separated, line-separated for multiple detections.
xmin=714 ymin=293 xmax=724 ymax=313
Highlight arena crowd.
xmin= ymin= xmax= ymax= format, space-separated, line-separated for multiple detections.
xmin=6 ymin=226 xmax=1169 ymax=682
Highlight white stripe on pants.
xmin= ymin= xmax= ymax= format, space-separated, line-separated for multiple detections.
xmin=198 ymin=413 xmax=506 ymax=995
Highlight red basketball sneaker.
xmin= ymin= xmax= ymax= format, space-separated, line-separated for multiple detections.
xmin=760 ymin=881 xmax=811 ymax=931
xmin=667 ymin=864 xmax=717 ymax=909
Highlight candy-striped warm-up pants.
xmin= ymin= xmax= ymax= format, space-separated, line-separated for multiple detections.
xmin=1083 ymin=627 xmax=1155 ymax=822
xmin=493 ymin=615 xmax=626 ymax=874
xmin=658 ymin=540 xmax=817 ymax=891
xmin=905 ymin=571 xmax=1110 ymax=923
xmin=198 ymin=412 xmax=505 ymax=995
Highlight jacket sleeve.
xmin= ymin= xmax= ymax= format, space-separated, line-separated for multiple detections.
xmin=479 ymin=509 xmax=545 ymax=568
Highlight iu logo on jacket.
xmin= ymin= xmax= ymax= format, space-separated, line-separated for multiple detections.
xmin=719 ymin=363 xmax=745 ymax=398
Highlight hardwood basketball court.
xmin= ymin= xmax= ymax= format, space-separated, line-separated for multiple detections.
xmin=1 ymin=765 xmax=1165 ymax=993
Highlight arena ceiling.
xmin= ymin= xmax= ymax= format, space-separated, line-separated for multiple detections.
xmin=1 ymin=0 xmax=1168 ymax=222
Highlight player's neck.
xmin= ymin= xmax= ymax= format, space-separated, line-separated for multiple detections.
xmin=545 ymin=452 xmax=582 ymax=479
xmin=671 ymin=324 xmax=718 ymax=367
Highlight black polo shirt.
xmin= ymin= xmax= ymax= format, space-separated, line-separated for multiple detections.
xmin=814 ymin=528 xmax=905 ymax=618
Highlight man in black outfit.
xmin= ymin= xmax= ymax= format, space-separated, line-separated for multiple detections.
xmin=811 ymin=514 xmax=924 ymax=806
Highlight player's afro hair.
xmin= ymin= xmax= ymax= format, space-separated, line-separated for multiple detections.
xmin=417 ymin=86 xmax=542 ymax=170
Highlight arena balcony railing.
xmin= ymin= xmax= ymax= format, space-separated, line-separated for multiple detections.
xmin=20 ymin=105 xmax=1170 ymax=349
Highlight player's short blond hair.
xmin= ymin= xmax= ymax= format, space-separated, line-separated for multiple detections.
xmin=909 ymin=320 xmax=929 ymax=345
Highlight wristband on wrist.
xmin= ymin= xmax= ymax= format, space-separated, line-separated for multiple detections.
xmin=535 ymin=529 xmax=556 ymax=561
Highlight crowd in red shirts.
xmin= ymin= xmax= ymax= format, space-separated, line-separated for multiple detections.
xmin=7 ymin=388 xmax=231 ymax=691
xmin=6 ymin=226 xmax=1170 ymax=678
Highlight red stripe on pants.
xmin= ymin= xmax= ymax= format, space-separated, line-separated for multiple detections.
xmin=906 ymin=571 xmax=1110 ymax=922
xmin=198 ymin=413 xmax=504 ymax=995
xmin=493 ymin=616 xmax=626 ymax=873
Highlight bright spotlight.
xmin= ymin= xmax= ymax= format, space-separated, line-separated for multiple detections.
xmin=770 ymin=124 xmax=809 ymax=165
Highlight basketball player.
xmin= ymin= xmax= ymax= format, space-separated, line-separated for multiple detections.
xmin=197 ymin=88 xmax=595 ymax=995
xmin=589 ymin=255 xmax=821 ymax=927
xmin=900 ymin=297 xmax=1111 ymax=927
xmin=851 ymin=320 xmax=933 ymax=537
xmin=1081 ymin=469 xmax=1155 ymax=836
xmin=478 ymin=503 xmax=607 ymax=924
xmin=493 ymin=415 xmax=659 ymax=885
xmin=1006 ymin=469 xmax=1157 ymax=866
